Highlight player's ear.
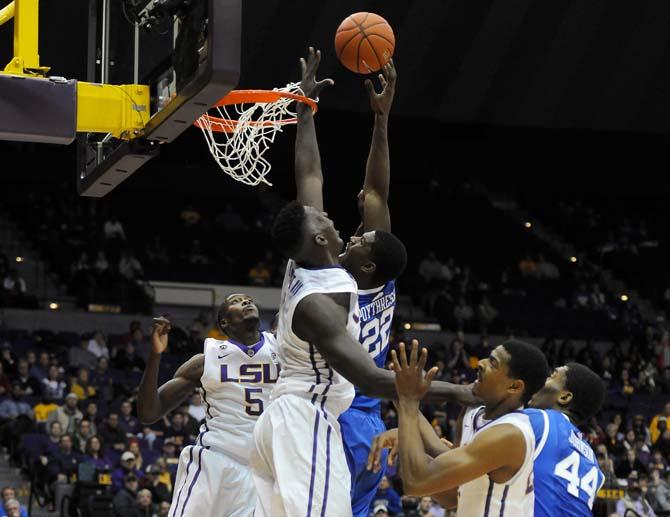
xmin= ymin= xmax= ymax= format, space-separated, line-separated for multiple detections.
xmin=557 ymin=390 xmax=573 ymax=407
xmin=508 ymin=378 xmax=524 ymax=399
xmin=314 ymin=232 xmax=328 ymax=248
xmin=361 ymin=261 xmax=376 ymax=275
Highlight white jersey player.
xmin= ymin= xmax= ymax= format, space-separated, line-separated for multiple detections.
xmin=137 ymin=295 xmax=278 ymax=517
xmin=391 ymin=341 xmax=549 ymax=516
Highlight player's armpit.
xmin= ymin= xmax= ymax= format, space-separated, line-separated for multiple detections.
xmin=431 ymin=489 xmax=457 ymax=509
xmin=174 ymin=353 xmax=205 ymax=383
xmin=402 ymin=423 xmax=526 ymax=496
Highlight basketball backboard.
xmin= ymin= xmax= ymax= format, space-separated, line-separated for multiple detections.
xmin=77 ymin=0 xmax=241 ymax=197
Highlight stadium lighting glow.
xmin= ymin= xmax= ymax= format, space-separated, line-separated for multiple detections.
xmin=621 ymin=295 xmax=629 ymax=302
xmin=403 ymin=323 xmax=411 ymax=330
xmin=570 ymin=256 xmax=577 ymax=263
xmin=524 ymin=221 xmax=532 ymax=228
xmin=15 ymin=256 xmax=23 ymax=263
xmin=48 ymin=302 xmax=59 ymax=310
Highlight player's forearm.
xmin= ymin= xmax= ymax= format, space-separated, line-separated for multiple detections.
xmin=364 ymin=113 xmax=390 ymax=199
xmin=295 ymin=106 xmax=324 ymax=210
xmin=417 ymin=411 xmax=451 ymax=457
xmin=398 ymin=400 xmax=436 ymax=495
xmin=424 ymin=381 xmax=481 ymax=407
xmin=137 ymin=352 xmax=162 ymax=424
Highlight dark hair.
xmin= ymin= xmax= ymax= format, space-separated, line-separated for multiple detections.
xmin=370 ymin=231 xmax=408 ymax=283
xmin=564 ymin=362 xmax=605 ymax=423
xmin=271 ymin=201 xmax=306 ymax=257
xmin=502 ymin=339 xmax=550 ymax=404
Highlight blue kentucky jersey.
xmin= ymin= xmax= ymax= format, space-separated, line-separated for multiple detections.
xmin=524 ymin=408 xmax=604 ymax=517
xmin=348 ymin=280 xmax=396 ymax=412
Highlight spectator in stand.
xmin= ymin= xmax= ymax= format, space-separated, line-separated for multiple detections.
xmin=0 ymin=488 xmax=27 ymax=517
xmin=616 ymin=478 xmax=656 ymax=517
xmin=0 ymin=346 xmax=16 ymax=377
xmin=104 ymin=215 xmax=126 ymax=240
xmin=72 ymin=251 xmax=91 ymax=275
xmin=187 ymin=391 xmax=205 ymax=423
xmin=651 ymin=402 xmax=670 ymax=444
xmin=154 ymin=501 xmax=170 ymax=517
xmin=418 ymin=496 xmax=441 ymax=516
xmin=2 ymin=269 xmax=26 ymax=296
xmin=164 ymin=412 xmax=189 ymax=447
xmin=101 ymin=413 xmax=128 ymax=452
xmin=94 ymin=250 xmax=110 ymax=275
xmin=127 ymin=439 xmax=146 ymax=473
xmin=71 ymin=367 xmax=96 ymax=401
xmin=656 ymin=332 xmax=670 ymax=370
xmin=47 ymin=393 xmax=82 ymax=435
xmin=127 ymin=327 xmax=151 ymax=363
xmin=372 ymin=505 xmax=388 ymax=517
xmin=597 ymin=452 xmax=617 ymax=489
xmin=30 ymin=352 xmax=50 ymax=382
xmin=632 ymin=414 xmax=652 ymax=445
xmin=88 ymin=331 xmax=110 ymax=359
xmin=82 ymin=436 xmax=110 ymax=470
xmin=42 ymin=421 xmax=63 ymax=459
xmin=518 ymin=255 xmax=538 ymax=278
xmin=68 ymin=338 xmax=98 ymax=370
xmin=0 ymin=363 xmax=11 ymax=397
xmin=649 ymin=450 xmax=667 ymax=473
xmin=476 ymin=296 xmax=498 ymax=334
xmin=119 ymin=250 xmax=144 ymax=280
xmin=90 ymin=357 xmax=113 ymax=402
xmin=177 ymin=402 xmax=200 ymax=439
xmin=636 ymin=437 xmax=652 ymax=466
xmin=453 ymin=297 xmax=474 ymax=331
xmin=114 ymin=342 xmax=145 ymax=371
xmin=573 ymin=283 xmax=590 ymax=310
xmin=418 ymin=252 xmax=448 ymax=284
xmin=72 ymin=419 xmax=94 ymax=453
xmin=654 ymin=427 xmax=670 ymax=457
xmin=112 ymin=473 xmax=139 ymax=517
xmin=119 ymin=400 xmax=140 ymax=436
xmin=137 ymin=488 xmax=154 ymax=517
xmin=13 ymin=359 xmax=41 ymax=396
xmin=42 ymin=366 xmax=66 ymax=401
xmin=446 ymin=336 xmax=471 ymax=372
xmin=153 ymin=457 xmax=173 ymax=493
xmin=0 ymin=383 xmax=34 ymax=421
xmin=605 ymin=423 xmax=626 ymax=458
xmin=179 ymin=205 xmax=201 ymax=226
xmin=653 ymin=470 xmax=670 ymax=513
xmin=370 ymin=476 xmax=402 ymax=516
xmin=590 ymin=283 xmax=607 ymax=310
xmin=248 ymin=261 xmax=271 ymax=286
xmin=617 ymin=449 xmax=648 ymax=479
xmin=536 ymin=255 xmax=560 ymax=280
xmin=33 ymin=396 xmax=58 ymax=426
xmin=1 ymin=498 xmax=25 ymax=517
xmin=139 ymin=464 xmax=171 ymax=504
xmin=45 ymin=435 xmax=80 ymax=509
xmin=112 ymin=452 xmax=143 ymax=493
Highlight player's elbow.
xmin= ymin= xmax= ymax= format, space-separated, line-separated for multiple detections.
xmin=137 ymin=404 xmax=159 ymax=425
xmin=402 ymin=479 xmax=426 ymax=497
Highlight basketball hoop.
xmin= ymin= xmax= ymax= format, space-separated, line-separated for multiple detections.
xmin=195 ymin=83 xmax=317 ymax=186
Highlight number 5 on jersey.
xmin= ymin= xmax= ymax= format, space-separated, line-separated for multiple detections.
xmin=244 ymin=387 xmax=263 ymax=416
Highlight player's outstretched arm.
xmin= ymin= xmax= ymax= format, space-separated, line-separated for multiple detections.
xmin=361 ymin=59 xmax=396 ymax=233
xmin=393 ymin=343 xmax=526 ymax=495
xmin=294 ymin=47 xmax=334 ymax=212
xmin=137 ymin=317 xmax=204 ymax=424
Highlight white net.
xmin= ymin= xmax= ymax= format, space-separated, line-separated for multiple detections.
xmin=196 ymin=82 xmax=311 ymax=186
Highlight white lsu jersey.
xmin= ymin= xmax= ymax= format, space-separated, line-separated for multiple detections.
xmin=457 ymin=406 xmax=536 ymax=517
xmin=272 ymin=259 xmax=360 ymax=418
xmin=197 ymin=332 xmax=279 ymax=465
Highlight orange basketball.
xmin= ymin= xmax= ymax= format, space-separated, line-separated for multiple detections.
xmin=335 ymin=12 xmax=395 ymax=74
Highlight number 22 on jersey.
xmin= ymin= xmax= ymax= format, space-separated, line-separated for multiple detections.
xmin=359 ymin=307 xmax=393 ymax=359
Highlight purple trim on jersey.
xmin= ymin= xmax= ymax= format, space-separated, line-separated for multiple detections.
xmin=201 ymin=388 xmax=213 ymax=419
xmin=180 ymin=446 xmax=205 ymax=517
xmin=499 ymin=485 xmax=510 ymax=516
xmin=170 ymin=446 xmax=194 ymax=517
xmin=300 ymin=264 xmax=346 ymax=271
xmin=483 ymin=479 xmax=494 ymax=517
xmin=320 ymin=425 xmax=332 ymax=517
xmin=306 ymin=413 xmax=321 ymax=516
xmin=227 ymin=333 xmax=266 ymax=356
xmin=197 ymin=422 xmax=209 ymax=447
xmin=311 ymin=393 xmax=318 ymax=405
xmin=309 ymin=343 xmax=321 ymax=385
xmin=473 ymin=407 xmax=488 ymax=432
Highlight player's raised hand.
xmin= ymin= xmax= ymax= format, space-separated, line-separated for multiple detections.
xmin=299 ymin=47 xmax=334 ymax=100
xmin=367 ymin=428 xmax=399 ymax=473
xmin=151 ymin=316 xmax=171 ymax=355
xmin=364 ymin=57 xmax=396 ymax=116
xmin=391 ymin=340 xmax=438 ymax=402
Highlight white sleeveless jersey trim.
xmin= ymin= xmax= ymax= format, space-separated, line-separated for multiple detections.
xmin=533 ymin=410 xmax=551 ymax=460
xmin=457 ymin=410 xmax=535 ymax=517
xmin=272 ymin=259 xmax=359 ymax=417
xmin=197 ymin=332 xmax=279 ymax=465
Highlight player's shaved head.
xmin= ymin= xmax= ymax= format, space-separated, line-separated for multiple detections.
xmin=272 ymin=201 xmax=306 ymax=257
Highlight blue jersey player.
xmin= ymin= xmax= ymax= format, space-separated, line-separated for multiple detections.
xmin=526 ymin=362 xmax=607 ymax=516
xmin=338 ymin=59 xmax=403 ymax=517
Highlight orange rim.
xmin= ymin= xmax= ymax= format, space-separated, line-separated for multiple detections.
xmin=194 ymin=89 xmax=317 ymax=134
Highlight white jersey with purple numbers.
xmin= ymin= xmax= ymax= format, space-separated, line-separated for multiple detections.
xmin=457 ymin=407 xmax=536 ymax=517
xmin=197 ymin=332 xmax=279 ymax=465
xmin=271 ymin=259 xmax=360 ymax=417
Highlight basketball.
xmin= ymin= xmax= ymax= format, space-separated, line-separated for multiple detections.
xmin=335 ymin=12 xmax=395 ymax=74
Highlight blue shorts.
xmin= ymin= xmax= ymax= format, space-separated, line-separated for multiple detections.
xmin=339 ymin=408 xmax=388 ymax=517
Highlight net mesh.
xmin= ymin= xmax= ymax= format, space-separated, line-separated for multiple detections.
xmin=196 ymin=82 xmax=311 ymax=186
